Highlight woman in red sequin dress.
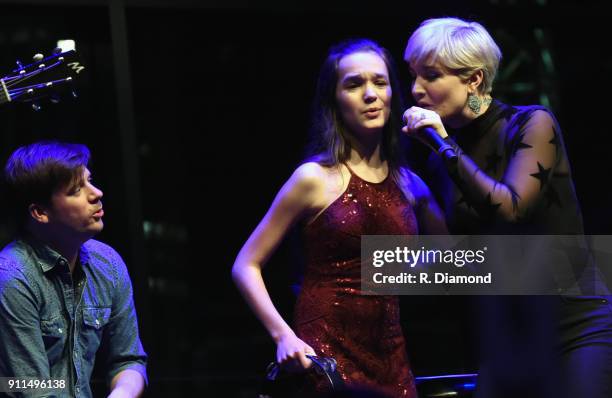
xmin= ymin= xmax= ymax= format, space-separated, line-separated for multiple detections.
xmin=232 ymin=39 xmax=447 ymax=397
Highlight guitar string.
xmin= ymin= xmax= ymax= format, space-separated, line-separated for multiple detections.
xmin=10 ymin=77 xmax=71 ymax=91
xmin=1 ymin=55 xmax=75 ymax=103
xmin=4 ymin=59 xmax=64 ymax=89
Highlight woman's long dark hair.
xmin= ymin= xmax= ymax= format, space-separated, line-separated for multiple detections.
xmin=305 ymin=38 xmax=414 ymax=203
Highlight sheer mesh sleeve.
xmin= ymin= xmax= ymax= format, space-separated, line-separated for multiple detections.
xmin=445 ymin=109 xmax=560 ymax=222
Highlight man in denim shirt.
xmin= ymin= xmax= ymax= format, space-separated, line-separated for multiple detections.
xmin=0 ymin=142 xmax=147 ymax=397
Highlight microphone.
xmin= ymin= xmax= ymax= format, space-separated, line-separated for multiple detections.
xmin=416 ymin=126 xmax=458 ymax=163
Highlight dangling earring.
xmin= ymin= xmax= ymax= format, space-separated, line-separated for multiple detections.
xmin=467 ymin=93 xmax=482 ymax=114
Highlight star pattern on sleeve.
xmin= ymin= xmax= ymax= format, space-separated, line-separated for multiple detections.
xmin=512 ymin=131 xmax=533 ymax=157
xmin=549 ymin=126 xmax=560 ymax=151
xmin=479 ymin=192 xmax=502 ymax=219
xmin=529 ymin=162 xmax=552 ymax=191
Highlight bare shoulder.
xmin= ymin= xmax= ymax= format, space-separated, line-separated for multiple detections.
xmin=293 ymin=161 xmax=327 ymax=180
xmin=272 ymin=162 xmax=328 ymax=210
xmin=287 ymin=162 xmax=347 ymax=214
xmin=290 ymin=162 xmax=340 ymax=192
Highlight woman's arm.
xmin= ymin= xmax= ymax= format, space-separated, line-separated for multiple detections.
xmin=231 ymin=163 xmax=324 ymax=369
xmin=405 ymin=107 xmax=559 ymax=222
xmin=446 ymin=110 xmax=558 ymax=222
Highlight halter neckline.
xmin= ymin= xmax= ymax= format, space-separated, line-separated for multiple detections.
xmin=343 ymin=162 xmax=390 ymax=185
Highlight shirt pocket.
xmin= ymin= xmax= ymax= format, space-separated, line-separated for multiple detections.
xmin=81 ymin=307 xmax=111 ymax=360
xmin=40 ymin=316 xmax=67 ymax=365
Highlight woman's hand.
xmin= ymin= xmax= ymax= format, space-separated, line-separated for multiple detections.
xmin=276 ymin=331 xmax=316 ymax=372
xmin=402 ymin=106 xmax=449 ymax=140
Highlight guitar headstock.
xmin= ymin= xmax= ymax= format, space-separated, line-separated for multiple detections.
xmin=0 ymin=49 xmax=85 ymax=108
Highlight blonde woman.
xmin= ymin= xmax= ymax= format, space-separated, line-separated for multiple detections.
xmin=403 ymin=17 xmax=612 ymax=398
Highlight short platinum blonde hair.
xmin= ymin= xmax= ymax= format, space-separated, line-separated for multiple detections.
xmin=404 ymin=17 xmax=502 ymax=95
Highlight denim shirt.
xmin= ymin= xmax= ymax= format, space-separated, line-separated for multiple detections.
xmin=0 ymin=237 xmax=147 ymax=397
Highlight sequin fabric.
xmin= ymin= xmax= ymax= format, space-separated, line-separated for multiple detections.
xmin=295 ymin=166 xmax=418 ymax=397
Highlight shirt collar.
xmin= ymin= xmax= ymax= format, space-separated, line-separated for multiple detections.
xmin=22 ymin=234 xmax=91 ymax=273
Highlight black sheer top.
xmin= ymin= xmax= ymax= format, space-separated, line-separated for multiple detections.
xmin=426 ymin=100 xmax=584 ymax=235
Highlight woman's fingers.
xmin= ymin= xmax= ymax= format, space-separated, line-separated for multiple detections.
xmin=275 ymin=331 xmax=317 ymax=371
xmin=304 ymin=343 xmax=316 ymax=356
xmin=403 ymin=106 xmax=435 ymax=131
xmin=403 ymin=106 xmax=448 ymax=139
xmin=297 ymin=350 xmax=314 ymax=369
xmin=277 ymin=340 xmax=316 ymax=371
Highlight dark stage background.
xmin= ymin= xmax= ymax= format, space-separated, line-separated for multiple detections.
xmin=0 ymin=0 xmax=610 ymax=396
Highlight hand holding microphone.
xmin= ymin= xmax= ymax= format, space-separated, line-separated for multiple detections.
xmin=402 ymin=107 xmax=458 ymax=162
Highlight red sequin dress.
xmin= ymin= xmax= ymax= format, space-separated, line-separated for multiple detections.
xmin=294 ymin=165 xmax=418 ymax=397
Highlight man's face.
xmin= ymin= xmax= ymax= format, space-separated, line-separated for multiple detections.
xmin=45 ymin=167 xmax=104 ymax=240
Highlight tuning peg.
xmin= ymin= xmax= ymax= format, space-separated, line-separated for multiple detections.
xmin=53 ymin=47 xmax=62 ymax=55
xmin=33 ymin=53 xmax=44 ymax=62
xmin=32 ymin=103 xmax=41 ymax=111
xmin=16 ymin=60 xmax=24 ymax=70
xmin=71 ymin=90 xmax=78 ymax=99
xmin=50 ymin=94 xmax=61 ymax=104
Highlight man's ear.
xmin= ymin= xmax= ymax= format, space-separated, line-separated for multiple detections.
xmin=468 ymin=69 xmax=484 ymax=93
xmin=28 ymin=203 xmax=50 ymax=224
